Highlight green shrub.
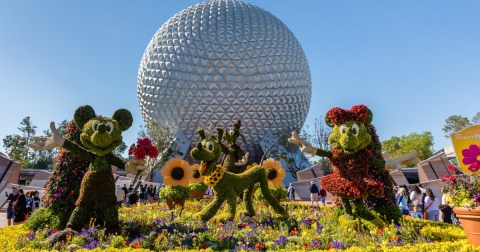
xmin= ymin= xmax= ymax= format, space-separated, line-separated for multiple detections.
xmin=187 ymin=182 xmax=208 ymax=192
xmin=25 ymin=207 xmax=62 ymax=231
xmin=159 ymin=186 xmax=190 ymax=200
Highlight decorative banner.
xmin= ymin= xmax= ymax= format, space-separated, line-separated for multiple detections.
xmin=450 ymin=125 xmax=480 ymax=174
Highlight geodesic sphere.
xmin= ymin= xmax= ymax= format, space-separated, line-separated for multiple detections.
xmin=137 ymin=0 xmax=312 ymax=160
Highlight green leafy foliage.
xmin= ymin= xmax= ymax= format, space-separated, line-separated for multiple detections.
xmin=160 ymin=186 xmax=190 ymax=200
xmin=187 ymin=182 xmax=208 ymax=192
xmin=25 ymin=207 xmax=63 ymax=231
xmin=382 ymin=131 xmax=434 ymax=161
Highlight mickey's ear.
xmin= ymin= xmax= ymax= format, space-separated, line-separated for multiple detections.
xmin=113 ymin=109 xmax=133 ymax=131
xmin=74 ymin=105 xmax=96 ymax=129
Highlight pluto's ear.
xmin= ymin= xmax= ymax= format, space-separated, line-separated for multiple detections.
xmin=217 ymin=127 xmax=224 ymax=140
xmin=197 ymin=128 xmax=206 ymax=140
xmin=112 ymin=109 xmax=133 ymax=131
xmin=74 ymin=105 xmax=96 ymax=129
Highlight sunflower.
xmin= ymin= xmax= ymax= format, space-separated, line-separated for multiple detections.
xmin=190 ymin=164 xmax=204 ymax=183
xmin=261 ymin=158 xmax=286 ymax=187
xmin=161 ymin=158 xmax=192 ymax=187
xmin=245 ymin=163 xmax=259 ymax=171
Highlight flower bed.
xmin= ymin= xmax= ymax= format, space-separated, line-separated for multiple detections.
xmin=2 ymin=201 xmax=478 ymax=251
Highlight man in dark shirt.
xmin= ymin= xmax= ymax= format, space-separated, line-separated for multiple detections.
xmin=6 ymin=186 xmax=18 ymax=226
xmin=309 ymin=181 xmax=319 ymax=207
xmin=128 ymin=191 xmax=138 ymax=206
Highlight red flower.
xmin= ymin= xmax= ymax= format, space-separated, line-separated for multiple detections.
xmin=130 ymin=138 xmax=159 ymax=161
xmin=376 ymin=228 xmax=383 ymax=234
xmin=198 ymin=243 xmax=207 ymax=249
xmin=128 ymin=144 xmax=136 ymax=156
xmin=303 ymin=243 xmax=309 ymax=248
xmin=327 ymin=244 xmax=333 ymax=250
xmin=448 ymin=164 xmax=457 ymax=172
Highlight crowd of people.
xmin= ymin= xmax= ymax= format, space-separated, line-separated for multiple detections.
xmin=395 ymin=184 xmax=456 ymax=224
xmin=5 ymin=186 xmax=41 ymax=226
xmin=116 ymin=183 xmax=166 ymax=207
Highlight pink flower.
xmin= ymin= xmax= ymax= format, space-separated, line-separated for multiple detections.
xmin=462 ymin=144 xmax=480 ymax=172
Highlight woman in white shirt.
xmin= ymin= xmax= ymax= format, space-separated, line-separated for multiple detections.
xmin=424 ymin=188 xmax=440 ymax=221
xmin=409 ymin=185 xmax=423 ymax=219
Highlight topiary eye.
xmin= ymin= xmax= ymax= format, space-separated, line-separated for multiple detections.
xmin=340 ymin=124 xmax=347 ymax=134
xmin=206 ymin=141 xmax=214 ymax=151
xmin=228 ymin=129 xmax=235 ymax=136
xmin=92 ymin=120 xmax=101 ymax=131
xmin=352 ymin=124 xmax=359 ymax=136
xmin=106 ymin=121 xmax=114 ymax=134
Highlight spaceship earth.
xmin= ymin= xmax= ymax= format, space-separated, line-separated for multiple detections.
xmin=137 ymin=0 xmax=312 ymax=161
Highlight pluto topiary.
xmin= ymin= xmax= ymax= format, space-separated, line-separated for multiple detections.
xmin=289 ymin=104 xmax=400 ymax=222
xmin=29 ymin=105 xmax=146 ymax=233
xmin=190 ymin=127 xmax=287 ymax=222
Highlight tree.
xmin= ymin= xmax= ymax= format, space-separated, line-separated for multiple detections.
xmin=2 ymin=134 xmax=28 ymax=167
xmin=442 ymin=115 xmax=471 ymax=138
xmin=112 ymin=142 xmax=128 ymax=158
xmin=472 ymin=112 xmax=480 ymax=125
xmin=382 ymin=131 xmax=434 ymax=162
xmin=301 ymin=117 xmax=333 ymax=175
xmin=3 ymin=117 xmax=65 ymax=168
xmin=57 ymin=119 xmax=69 ymax=136
xmin=18 ymin=116 xmax=37 ymax=162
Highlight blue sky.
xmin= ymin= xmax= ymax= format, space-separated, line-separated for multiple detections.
xmin=1 ymin=1 xmax=479 ymax=157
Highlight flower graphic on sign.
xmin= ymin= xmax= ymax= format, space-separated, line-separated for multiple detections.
xmin=462 ymin=144 xmax=480 ymax=172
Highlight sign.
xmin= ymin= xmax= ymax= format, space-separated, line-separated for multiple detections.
xmin=451 ymin=125 xmax=480 ymax=174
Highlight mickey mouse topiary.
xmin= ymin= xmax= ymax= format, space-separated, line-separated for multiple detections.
xmin=29 ymin=105 xmax=146 ymax=233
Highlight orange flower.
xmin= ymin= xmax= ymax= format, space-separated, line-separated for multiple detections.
xmin=161 ymin=158 xmax=192 ymax=187
xmin=190 ymin=164 xmax=204 ymax=183
xmin=255 ymin=243 xmax=265 ymax=250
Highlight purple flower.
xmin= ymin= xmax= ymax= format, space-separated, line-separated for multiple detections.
xmin=332 ymin=240 xmax=344 ymax=249
xmin=462 ymin=144 xmax=480 ymax=172
xmin=27 ymin=232 xmax=35 ymax=240
xmin=274 ymin=235 xmax=288 ymax=245
xmin=81 ymin=240 xmax=100 ymax=249
xmin=316 ymin=224 xmax=324 ymax=233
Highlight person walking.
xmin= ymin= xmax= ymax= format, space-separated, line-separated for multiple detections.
xmin=121 ymin=184 xmax=128 ymax=203
xmin=287 ymin=183 xmax=296 ymax=201
xmin=13 ymin=189 xmax=27 ymax=225
xmin=410 ymin=185 xmax=423 ymax=219
xmin=6 ymin=186 xmax=18 ymax=226
xmin=309 ymin=181 xmax=319 ymax=207
xmin=319 ymin=186 xmax=327 ymax=206
xmin=424 ymin=188 xmax=440 ymax=222
xmin=397 ymin=187 xmax=410 ymax=216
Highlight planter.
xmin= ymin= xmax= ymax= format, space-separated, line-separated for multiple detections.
xmin=453 ymin=207 xmax=480 ymax=247
xmin=190 ymin=190 xmax=205 ymax=199
xmin=165 ymin=197 xmax=186 ymax=210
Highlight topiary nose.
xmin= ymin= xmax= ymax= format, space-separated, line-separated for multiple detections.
xmin=97 ymin=123 xmax=107 ymax=133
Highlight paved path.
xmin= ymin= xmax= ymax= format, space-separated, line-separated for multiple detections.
xmin=0 ymin=212 xmax=8 ymax=228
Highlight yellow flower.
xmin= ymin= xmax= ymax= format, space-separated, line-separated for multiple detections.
xmin=161 ymin=158 xmax=192 ymax=186
xmin=261 ymin=158 xmax=286 ymax=187
xmin=190 ymin=164 xmax=204 ymax=183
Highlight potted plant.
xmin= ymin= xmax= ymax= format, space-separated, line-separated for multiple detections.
xmin=160 ymin=158 xmax=192 ymax=209
xmin=188 ymin=164 xmax=208 ymax=199
xmin=442 ymin=144 xmax=480 ymax=246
